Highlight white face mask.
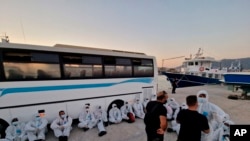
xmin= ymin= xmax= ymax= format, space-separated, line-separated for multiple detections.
xmin=61 ymin=114 xmax=66 ymax=119
xmin=12 ymin=121 xmax=19 ymax=126
xmin=198 ymin=97 xmax=207 ymax=103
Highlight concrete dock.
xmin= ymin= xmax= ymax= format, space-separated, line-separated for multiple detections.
xmin=46 ymin=77 xmax=250 ymax=141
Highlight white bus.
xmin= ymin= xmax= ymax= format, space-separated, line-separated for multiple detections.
xmin=0 ymin=40 xmax=158 ymax=138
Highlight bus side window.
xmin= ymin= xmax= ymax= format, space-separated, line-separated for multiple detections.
xmin=37 ymin=69 xmax=51 ymax=79
xmin=80 ymin=70 xmax=86 ymax=77
xmin=8 ymin=69 xmax=23 ymax=80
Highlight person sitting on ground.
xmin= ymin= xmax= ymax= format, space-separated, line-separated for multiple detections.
xmin=143 ymin=98 xmax=150 ymax=113
xmin=93 ymin=105 xmax=108 ymax=137
xmin=167 ymin=102 xmax=188 ymax=134
xmin=133 ymin=98 xmax=145 ymax=119
xmin=25 ymin=113 xmax=48 ymax=141
xmin=167 ymin=98 xmax=180 ymax=121
xmin=109 ymin=104 xmax=122 ymax=124
xmin=120 ymin=101 xmax=135 ymax=123
xmin=78 ymin=103 xmax=97 ymax=131
xmin=50 ymin=110 xmax=72 ymax=141
xmin=5 ymin=118 xmax=27 ymax=141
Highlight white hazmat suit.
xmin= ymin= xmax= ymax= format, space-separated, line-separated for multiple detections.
xmin=120 ymin=101 xmax=135 ymax=123
xmin=167 ymin=98 xmax=180 ymax=120
xmin=25 ymin=114 xmax=48 ymax=141
xmin=93 ymin=105 xmax=108 ymax=136
xmin=109 ymin=104 xmax=122 ymax=124
xmin=5 ymin=118 xmax=27 ymax=141
xmin=50 ymin=112 xmax=72 ymax=139
xmin=197 ymin=90 xmax=226 ymax=141
xmin=78 ymin=104 xmax=97 ymax=131
xmin=132 ymin=98 xmax=145 ymax=119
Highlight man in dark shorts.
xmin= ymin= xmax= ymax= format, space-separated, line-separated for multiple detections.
xmin=176 ymin=95 xmax=210 ymax=141
xmin=144 ymin=91 xmax=168 ymax=141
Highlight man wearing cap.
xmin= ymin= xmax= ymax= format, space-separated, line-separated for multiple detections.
xmin=144 ymin=91 xmax=168 ymax=141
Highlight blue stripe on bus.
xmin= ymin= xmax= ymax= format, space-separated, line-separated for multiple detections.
xmin=0 ymin=78 xmax=153 ymax=96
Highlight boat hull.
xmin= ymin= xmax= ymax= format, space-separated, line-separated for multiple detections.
xmin=162 ymin=72 xmax=221 ymax=88
xmin=222 ymin=73 xmax=250 ymax=85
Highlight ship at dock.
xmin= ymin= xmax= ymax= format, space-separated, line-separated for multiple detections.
xmin=161 ymin=48 xmax=241 ymax=88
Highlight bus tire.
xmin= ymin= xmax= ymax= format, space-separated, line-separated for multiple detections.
xmin=0 ymin=119 xmax=9 ymax=139
xmin=107 ymin=99 xmax=124 ymax=120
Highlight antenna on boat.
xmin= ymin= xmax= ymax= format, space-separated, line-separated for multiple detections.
xmin=0 ymin=33 xmax=9 ymax=43
xmin=194 ymin=48 xmax=203 ymax=58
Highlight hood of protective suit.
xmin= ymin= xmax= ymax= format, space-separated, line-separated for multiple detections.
xmin=168 ymin=98 xmax=179 ymax=109
xmin=197 ymin=90 xmax=209 ymax=103
xmin=112 ymin=103 xmax=117 ymax=108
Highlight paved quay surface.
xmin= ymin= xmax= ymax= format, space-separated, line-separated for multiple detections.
xmin=46 ymin=77 xmax=250 ymax=141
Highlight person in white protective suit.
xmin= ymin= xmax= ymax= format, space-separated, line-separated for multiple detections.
xmin=120 ymin=101 xmax=135 ymax=123
xmin=167 ymin=102 xmax=188 ymax=134
xmin=143 ymin=98 xmax=150 ymax=113
xmin=78 ymin=103 xmax=97 ymax=131
xmin=165 ymin=103 xmax=173 ymax=121
xmin=25 ymin=113 xmax=48 ymax=141
xmin=108 ymin=104 xmax=122 ymax=124
xmin=50 ymin=110 xmax=72 ymax=141
xmin=4 ymin=118 xmax=27 ymax=141
xmin=167 ymin=98 xmax=180 ymax=121
xmin=212 ymin=114 xmax=233 ymax=141
xmin=197 ymin=90 xmax=227 ymax=141
xmin=132 ymin=98 xmax=145 ymax=119
xmin=93 ymin=105 xmax=108 ymax=137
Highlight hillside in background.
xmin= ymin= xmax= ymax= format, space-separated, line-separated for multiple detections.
xmin=212 ymin=57 xmax=250 ymax=70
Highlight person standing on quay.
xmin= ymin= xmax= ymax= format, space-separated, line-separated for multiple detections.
xmin=144 ymin=91 xmax=168 ymax=141
xmin=172 ymin=78 xmax=178 ymax=94
xmin=176 ymin=95 xmax=210 ymax=141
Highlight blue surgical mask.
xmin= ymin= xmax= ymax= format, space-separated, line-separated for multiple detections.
xmin=35 ymin=117 xmax=41 ymax=121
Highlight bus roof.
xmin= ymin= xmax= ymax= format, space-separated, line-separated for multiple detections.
xmin=0 ymin=42 xmax=153 ymax=58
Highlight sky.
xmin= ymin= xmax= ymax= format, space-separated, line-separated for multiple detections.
xmin=1 ymin=0 xmax=250 ymax=68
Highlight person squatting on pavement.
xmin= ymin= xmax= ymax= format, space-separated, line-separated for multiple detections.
xmin=93 ymin=105 xmax=108 ymax=137
xmin=25 ymin=113 xmax=48 ymax=141
xmin=144 ymin=91 xmax=168 ymax=141
xmin=120 ymin=101 xmax=135 ymax=123
xmin=167 ymin=102 xmax=188 ymax=135
xmin=4 ymin=118 xmax=27 ymax=141
xmin=197 ymin=90 xmax=227 ymax=141
xmin=133 ymin=98 xmax=145 ymax=119
xmin=108 ymin=104 xmax=122 ymax=124
xmin=50 ymin=110 xmax=72 ymax=141
xmin=78 ymin=103 xmax=97 ymax=131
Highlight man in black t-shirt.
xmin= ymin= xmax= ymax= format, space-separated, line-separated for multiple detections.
xmin=144 ymin=91 xmax=168 ymax=141
xmin=177 ymin=95 xmax=210 ymax=141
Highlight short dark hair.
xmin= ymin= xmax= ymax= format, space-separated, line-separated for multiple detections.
xmin=186 ymin=95 xmax=197 ymax=106
xmin=59 ymin=110 xmax=65 ymax=115
xmin=157 ymin=90 xmax=167 ymax=100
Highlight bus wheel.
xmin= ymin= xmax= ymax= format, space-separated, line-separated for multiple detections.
xmin=0 ymin=119 xmax=9 ymax=139
xmin=107 ymin=99 xmax=124 ymax=118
